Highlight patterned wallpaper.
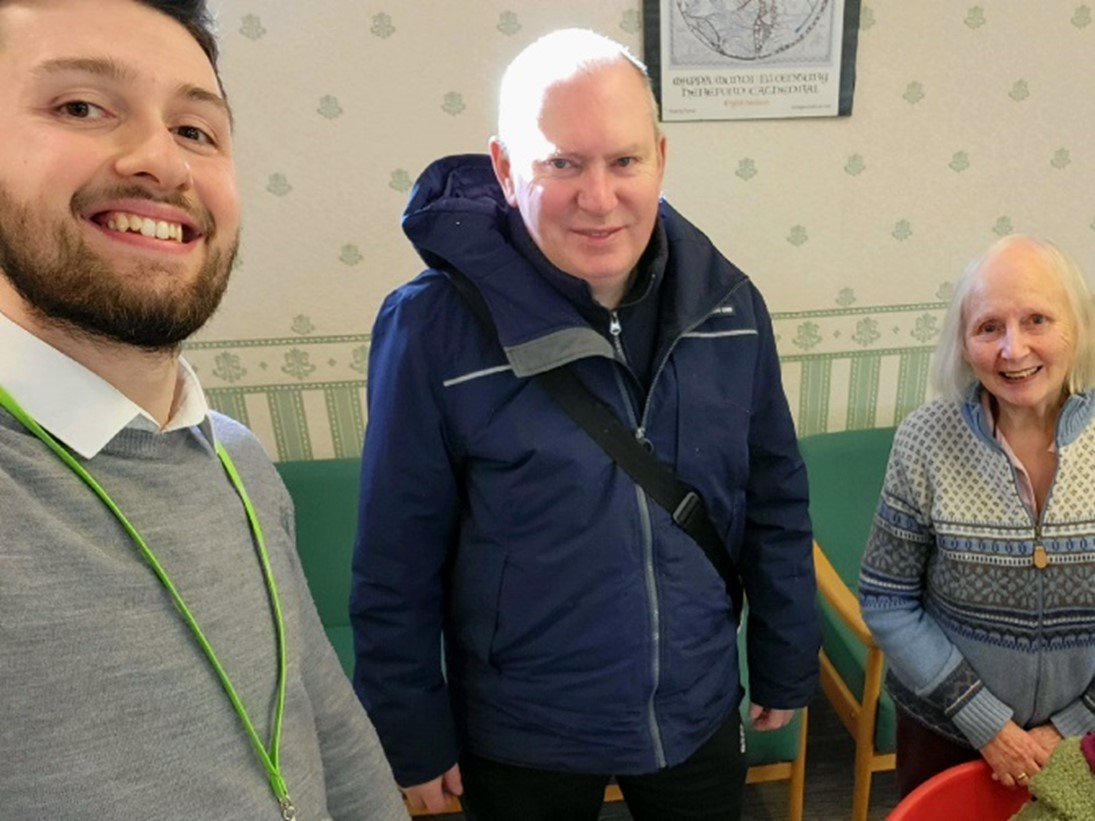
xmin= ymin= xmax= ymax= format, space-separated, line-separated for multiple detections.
xmin=194 ymin=2 xmax=1095 ymax=461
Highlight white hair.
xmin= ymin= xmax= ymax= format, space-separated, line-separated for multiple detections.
xmin=495 ymin=28 xmax=660 ymax=154
xmin=930 ymin=234 xmax=1095 ymax=400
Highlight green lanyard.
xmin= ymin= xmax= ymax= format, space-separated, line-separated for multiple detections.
xmin=0 ymin=384 xmax=296 ymax=821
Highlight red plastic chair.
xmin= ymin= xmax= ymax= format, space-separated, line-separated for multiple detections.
xmin=887 ymin=760 xmax=1031 ymax=820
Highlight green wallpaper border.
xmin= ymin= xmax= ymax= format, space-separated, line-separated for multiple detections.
xmin=190 ymin=301 xmax=945 ymax=460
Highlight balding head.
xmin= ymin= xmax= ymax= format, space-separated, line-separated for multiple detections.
xmin=495 ymin=28 xmax=660 ymax=159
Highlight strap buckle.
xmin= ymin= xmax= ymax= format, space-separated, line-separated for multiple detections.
xmin=673 ymin=491 xmax=702 ymax=530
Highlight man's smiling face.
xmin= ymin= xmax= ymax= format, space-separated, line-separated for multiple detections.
xmin=0 ymin=0 xmax=240 ymax=350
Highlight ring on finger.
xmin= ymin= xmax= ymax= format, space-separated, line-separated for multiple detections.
xmin=1015 ymin=771 xmax=1029 ymax=782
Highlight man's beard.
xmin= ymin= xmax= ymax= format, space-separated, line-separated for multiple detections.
xmin=0 ymin=183 xmax=238 ymax=352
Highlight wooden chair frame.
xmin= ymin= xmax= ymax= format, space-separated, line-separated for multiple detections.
xmin=741 ymin=707 xmax=809 ymax=821
xmin=814 ymin=541 xmax=896 ymax=821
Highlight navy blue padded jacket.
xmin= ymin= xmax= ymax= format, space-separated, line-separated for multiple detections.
xmin=350 ymin=154 xmax=820 ymax=786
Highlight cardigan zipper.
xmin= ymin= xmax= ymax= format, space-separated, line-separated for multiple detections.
xmin=1032 ymin=523 xmax=1049 ymax=569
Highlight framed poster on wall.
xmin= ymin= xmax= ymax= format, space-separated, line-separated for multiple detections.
xmin=643 ymin=0 xmax=862 ymax=122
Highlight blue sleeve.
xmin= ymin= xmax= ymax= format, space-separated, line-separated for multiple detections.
xmin=1051 ymin=688 xmax=1095 ymax=737
xmin=739 ymin=286 xmax=821 ymax=708
xmin=858 ymin=425 xmax=1013 ymax=749
xmin=350 ymin=284 xmax=463 ymax=787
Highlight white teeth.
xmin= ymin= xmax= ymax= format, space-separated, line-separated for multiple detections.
xmin=103 ymin=212 xmax=184 ymax=242
xmin=1003 ymin=367 xmax=1039 ymax=379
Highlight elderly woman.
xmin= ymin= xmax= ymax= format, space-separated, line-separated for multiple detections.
xmin=859 ymin=234 xmax=1095 ymax=797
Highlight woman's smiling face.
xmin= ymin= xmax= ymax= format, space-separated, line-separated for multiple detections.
xmin=962 ymin=239 xmax=1076 ymax=419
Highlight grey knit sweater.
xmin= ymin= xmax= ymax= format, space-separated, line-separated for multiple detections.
xmin=0 ymin=409 xmax=407 ymax=820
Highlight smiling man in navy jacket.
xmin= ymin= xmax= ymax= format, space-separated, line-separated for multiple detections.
xmin=351 ymin=28 xmax=820 ymax=821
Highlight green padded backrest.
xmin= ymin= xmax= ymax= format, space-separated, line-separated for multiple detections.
xmin=275 ymin=458 xmax=362 ymax=632
xmin=798 ymin=427 xmax=896 ymax=592
xmin=798 ymin=427 xmax=898 ymax=752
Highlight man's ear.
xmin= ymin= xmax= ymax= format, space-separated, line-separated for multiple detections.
xmin=489 ymin=137 xmax=519 ymax=207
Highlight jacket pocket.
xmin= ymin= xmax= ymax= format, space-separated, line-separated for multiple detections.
xmin=450 ymin=542 xmax=508 ymax=669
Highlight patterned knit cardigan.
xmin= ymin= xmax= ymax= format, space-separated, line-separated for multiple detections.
xmin=859 ymin=388 xmax=1095 ymax=749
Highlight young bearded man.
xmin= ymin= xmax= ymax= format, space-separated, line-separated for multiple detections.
xmin=0 ymin=2 xmax=405 ymax=817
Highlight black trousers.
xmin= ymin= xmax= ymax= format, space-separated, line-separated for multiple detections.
xmin=458 ymin=711 xmax=748 ymax=821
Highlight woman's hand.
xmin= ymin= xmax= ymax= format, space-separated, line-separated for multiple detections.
xmin=980 ymin=721 xmax=1051 ymax=788
xmin=1028 ymin=723 xmax=1064 ymax=755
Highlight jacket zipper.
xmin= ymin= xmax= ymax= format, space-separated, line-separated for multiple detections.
xmin=609 ymin=309 xmax=667 ymax=768
xmin=609 ymin=298 xmax=736 ymax=768
xmin=608 ymin=311 xmax=625 ymax=359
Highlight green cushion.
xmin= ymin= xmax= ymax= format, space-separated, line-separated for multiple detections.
xmin=325 ymin=625 xmax=356 ymax=679
xmin=798 ymin=428 xmax=898 ymax=753
xmin=275 ymin=458 xmax=361 ymax=630
xmin=799 ymin=428 xmax=896 ymax=589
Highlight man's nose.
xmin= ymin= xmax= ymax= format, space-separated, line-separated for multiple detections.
xmin=111 ymin=121 xmax=193 ymax=192
xmin=577 ymin=166 xmax=617 ymax=214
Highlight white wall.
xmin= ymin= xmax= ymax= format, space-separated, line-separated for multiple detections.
xmin=193 ymin=2 xmax=1095 ymax=458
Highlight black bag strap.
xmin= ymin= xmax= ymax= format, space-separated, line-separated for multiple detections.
xmin=445 ymin=268 xmax=742 ymax=615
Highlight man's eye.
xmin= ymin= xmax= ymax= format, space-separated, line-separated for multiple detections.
xmin=175 ymin=124 xmax=215 ymax=146
xmin=548 ymin=158 xmax=570 ymax=170
xmin=616 ymin=157 xmax=635 ymax=167
xmin=57 ymin=100 xmax=106 ymax=120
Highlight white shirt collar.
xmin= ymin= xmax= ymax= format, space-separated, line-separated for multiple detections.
xmin=0 ymin=312 xmax=212 ymax=458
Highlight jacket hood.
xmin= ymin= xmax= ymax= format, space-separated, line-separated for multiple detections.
xmin=402 ymin=154 xmax=510 ymax=272
xmin=403 ymin=154 xmax=597 ymax=369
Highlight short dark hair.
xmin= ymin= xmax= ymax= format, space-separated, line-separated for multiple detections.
xmin=136 ymin=0 xmax=220 ymax=78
